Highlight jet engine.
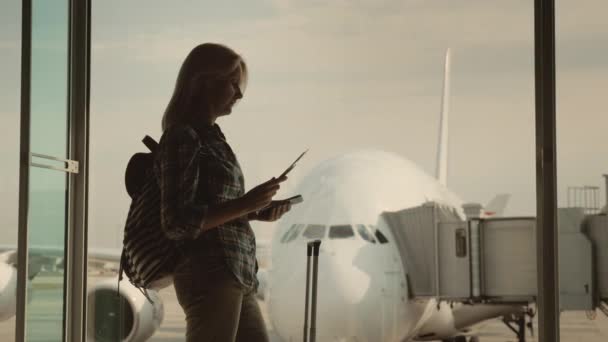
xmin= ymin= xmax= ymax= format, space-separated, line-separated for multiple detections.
xmin=87 ymin=278 xmax=164 ymax=342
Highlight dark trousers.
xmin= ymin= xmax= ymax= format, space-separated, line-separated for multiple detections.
xmin=173 ymin=235 xmax=269 ymax=342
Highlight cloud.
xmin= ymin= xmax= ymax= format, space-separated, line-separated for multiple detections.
xmin=90 ymin=0 xmax=542 ymax=85
xmin=89 ymin=0 xmax=602 ymax=88
xmin=87 ymin=0 xmax=608 ymax=96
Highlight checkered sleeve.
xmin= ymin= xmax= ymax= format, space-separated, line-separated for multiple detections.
xmin=156 ymin=125 xmax=207 ymax=241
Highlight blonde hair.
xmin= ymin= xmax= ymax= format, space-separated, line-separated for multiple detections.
xmin=161 ymin=43 xmax=248 ymax=131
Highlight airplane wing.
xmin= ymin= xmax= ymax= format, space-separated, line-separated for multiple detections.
xmin=0 ymin=244 xmax=121 ymax=262
xmin=0 ymin=244 xmax=123 ymax=277
xmin=1 ymin=240 xmax=268 ymax=279
xmin=0 ymin=245 xmax=66 ymax=279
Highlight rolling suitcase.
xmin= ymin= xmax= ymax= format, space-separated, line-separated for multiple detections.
xmin=304 ymin=240 xmax=321 ymax=342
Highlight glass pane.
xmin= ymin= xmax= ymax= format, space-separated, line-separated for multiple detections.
xmin=283 ymin=224 xmax=304 ymax=244
xmin=328 ymin=225 xmax=355 ymax=239
xmin=280 ymin=224 xmax=298 ymax=243
xmin=26 ymin=0 xmax=70 ymax=340
xmin=557 ymin=1 xmax=608 ymax=340
xmin=0 ymin=0 xmax=21 ymax=339
xmin=356 ymin=225 xmax=376 ymax=243
xmin=30 ymin=0 xmax=68 ymax=158
xmin=302 ymin=225 xmax=326 ymax=240
xmin=26 ymin=168 xmax=67 ymax=341
xmin=90 ymin=1 xmax=536 ymax=341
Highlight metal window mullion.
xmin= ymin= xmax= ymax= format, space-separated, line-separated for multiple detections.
xmin=16 ymin=0 xmax=32 ymax=341
xmin=534 ymin=0 xmax=559 ymax=341
xmin=64 ymin=0 xmax=91 ymax=341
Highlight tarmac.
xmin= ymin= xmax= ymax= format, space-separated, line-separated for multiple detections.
xmin=0 ymin=276 xmax=606 ymax=341
xmin=151 ymin=284 xmax=608 ymax=342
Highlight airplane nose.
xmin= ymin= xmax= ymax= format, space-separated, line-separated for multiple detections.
xmin=270 ymin=244 xmax=373 ymax=341
xmin=320 ymin=248 xmax=371 ymax=304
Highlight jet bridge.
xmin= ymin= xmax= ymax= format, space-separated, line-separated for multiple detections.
xmin=379 ymin=202 xmax=608 ymax=313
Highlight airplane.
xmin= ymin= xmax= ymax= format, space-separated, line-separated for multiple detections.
xmin=261 ymin=149 xmax=523 ymax=342
xmin=258 ymin=48 xmax=527 ymax=342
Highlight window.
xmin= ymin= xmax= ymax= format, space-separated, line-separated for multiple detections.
xmin=282 ymin=224 xmax=304 ymax=243
xmin=329 ymin=225 xmax=355 ymax=239
xmin=85 ymin=1 xmax=541 ymax=340
xmin=356 ymin=225 xmax=376 ymax=243
xmin=281 ymin=224 xmax=297 ymax=243
xmin=455 ymin=228 xmax=467 ymax=258
xmin=373 ymin=226 xmax=389 ymax=244
xmin=302 ymin=225 xmax=326 ymax=240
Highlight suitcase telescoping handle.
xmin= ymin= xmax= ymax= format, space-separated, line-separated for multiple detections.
xmin=304 ymin=240 xmax=322 ymax=342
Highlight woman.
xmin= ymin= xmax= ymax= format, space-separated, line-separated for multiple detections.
xmin=156 ymin=43 xmax=291 ymax=341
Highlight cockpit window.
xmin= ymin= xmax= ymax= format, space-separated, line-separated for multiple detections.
xmin=372 ymin=225 xmax=389 ymax=244
xmin=302 ymin=224 xmax=326 ymax=239
xmin=329 ymin=225 xmax=355 ymax=239
xmin=282 ymin=224 xmax=304 ymax=243
xmin=281 ymin=224 xmax=296 ymax=243
xmin=356 ymin=225 xmax=376 ymax=243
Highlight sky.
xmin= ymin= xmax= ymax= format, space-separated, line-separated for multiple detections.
xmin=1 ymin=0 xmax=607 ymax=248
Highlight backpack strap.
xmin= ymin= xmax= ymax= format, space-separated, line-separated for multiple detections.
xmin=117 ymin=248 xmax=125 ymax=297
xmin=142 ymin=135 xmax=159 ymax=153
xmin=140 ymin=287 xmax=154 ymax=304
xmin=124 ymin=136 xmax=159 ymax=199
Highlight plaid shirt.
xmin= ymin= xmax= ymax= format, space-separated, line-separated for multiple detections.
xmin=154 ymin=123 xmax=258 ymax=289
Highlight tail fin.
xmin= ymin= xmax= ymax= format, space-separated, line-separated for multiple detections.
xmin=483 ymin=194 xmax=511 ymax=217
xmin=435 ymin=48 xmax=451 ymax=186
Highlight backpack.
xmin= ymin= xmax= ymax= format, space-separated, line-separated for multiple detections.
xmin=118 ymin=135 xmax=179 ymax=302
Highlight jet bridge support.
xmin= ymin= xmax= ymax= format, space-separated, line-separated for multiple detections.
xmin=502 ymin=312 xmax=534 ymax=342
xmin=379 ymin=202 xmax=608 ymax=314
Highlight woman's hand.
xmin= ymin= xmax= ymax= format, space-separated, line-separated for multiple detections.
xmin=251 ymin=201 xmax=292 ymax=222
xmin=239 ymin=176 xmax=287 ymax=214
